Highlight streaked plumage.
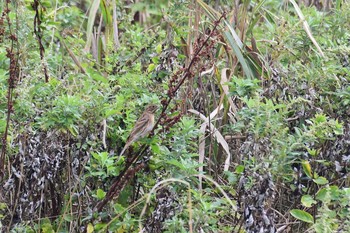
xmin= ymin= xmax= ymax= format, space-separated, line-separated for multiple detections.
xmin=119 ymin=104 xmax=158 ymax=156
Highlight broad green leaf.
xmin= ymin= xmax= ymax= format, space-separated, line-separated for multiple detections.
xmin=313 ymin=176 xmax=328 ymax=185
xmin=105 ymin=109 xmax=119 ymax=117
xmin=316 ymin=187 xmax=328 ymax=202
xmin=224 ymin=171 xmax=238 ymax=185
xmin=235 ymin=165 xmax=245 ymax=173
xmin=150 ymin=143 xmax=161 ymax=154
xmin=328 ymin=186 xmax=341 ymax=200
xmin=290 ymin=209 xmax=314 ymax=223
xmin=41 ymin=0 xmax=52 ymax=7
xmin=91 ymin=152 xmax=100 ymax=160
xmin=96 ymin=189 xmax=106 ymax=200
xmin=301 ymin=195 xmax=316 ymax=207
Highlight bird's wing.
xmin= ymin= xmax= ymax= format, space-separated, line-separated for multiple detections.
xmin=129 ymin=113 xmax=150 ymax=138
xmin=120 ymin=112 xmax=152 ymax=156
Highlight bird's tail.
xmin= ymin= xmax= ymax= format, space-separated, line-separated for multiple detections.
xmin=119 ymin=142 xmax=130 ymax=156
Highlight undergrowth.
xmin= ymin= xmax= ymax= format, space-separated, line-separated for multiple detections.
xmin=0 ymin=0 xmax=350 ymax=232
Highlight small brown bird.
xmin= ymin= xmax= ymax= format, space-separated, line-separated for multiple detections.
xmin=119 ymin=104 xmax=158 ymax=156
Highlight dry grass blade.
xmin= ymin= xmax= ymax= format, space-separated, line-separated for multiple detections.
xmin=209 ymin=102 xmax=223 ymax=119
xmin=220 ymin=68 xmax=238 ymax=115
xmin=61 ymin=38 xmax=86 ymax=74
xmin=198 ymin=123 xmax=207 ymax=191
xmin=91 ymin=22 xmax=99 ymax=61
xmin=289 ymin=0 xmax=325 ymax=57
xmin=84 ymin=0 xmax=100 ymax=52
xmin=112 ymin=0 xmax=120 ymax=49
xmin=188 ymin=108 xmax=231 ymax=171
xmin=199 ymin=103 xmax=225 ymax=190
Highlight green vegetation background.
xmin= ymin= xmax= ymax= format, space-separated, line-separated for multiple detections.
xmin=0 ymin=0 xmax=350 ymax=232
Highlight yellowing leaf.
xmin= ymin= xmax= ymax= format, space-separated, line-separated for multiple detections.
xmin=313 ymin=176 xmax=329 ymax=185
xmin=156 ymin=44 xmax=162 ymax=54
xmin=147 ymin=63 xmax=156 ymax=73
xmin=302 ymin=160 xmax=312 ymax=178
xmin=301 ymin=195 xmax=316 ymax=207
xmin=87 ymin=223 xmax=94 ymax=233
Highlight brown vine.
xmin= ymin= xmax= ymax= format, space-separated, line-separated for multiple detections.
xmin=0 ymin=0 xmax=19 ymax=179
xmin=32 ymin=0 xmax=49 ymax=82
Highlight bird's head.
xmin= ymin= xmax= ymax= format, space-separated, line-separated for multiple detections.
xmin=145 ymin=104 xmax=158 ymax=113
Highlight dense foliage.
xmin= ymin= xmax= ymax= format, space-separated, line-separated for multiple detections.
xmin=0 ymin=0 xmax=349 ymax=232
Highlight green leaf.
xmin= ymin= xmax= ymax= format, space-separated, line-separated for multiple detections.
xmin=302 ymin=160 xmax=312 ymax=178
xmin=150 ymin=143 xmax=161 ymax=154
xmin=301 ymin=195 xmax=317 ymax=207
xmin=91 ymin=152 xmax=100 ymax=160
xmin=166 ymin=159 xmax=185 ymax=169
xmin=334 ymin=120 xmax=344 ymax=135
xmin=224 ymin=171 xmax=238 ymax=184
xmin=68 ymin=126 xmax=78 ymax=137
xmin=147 ymin=63 xmax=156 ymax=73
xmin=105 ymin=109 xmax=119 ymax=117
xmin=156 ymin=43 xmax=162 ymax=54
xmin=96 ymin=189 xmax=106 ymax=200
xmin=235 ymin=165 xmax=245 ymax=174
xmin=313 ymin=176 xmax=328 ymax=185
xmin=307 ymin=148 xmax=317 ymax=157
xmin=316 ymin=187 xmax=328 ymax=201
xmin=100 ymin=0 xmax=112 ymax=27
xmin=290 ymin=209 xmax=314 ymax=223
xmin=328 ymin=186 xmax=341 ymax=200
xmin=314 ymin=114 xmax=327 ymax=123
xmin=41 ymin=0 xmax=52 ymax=7
xmin=88 ymin=70 xmax=108 ymax=84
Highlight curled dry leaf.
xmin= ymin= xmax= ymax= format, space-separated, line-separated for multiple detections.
xmin=188 ymin=107 xmax=231 ymax=172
